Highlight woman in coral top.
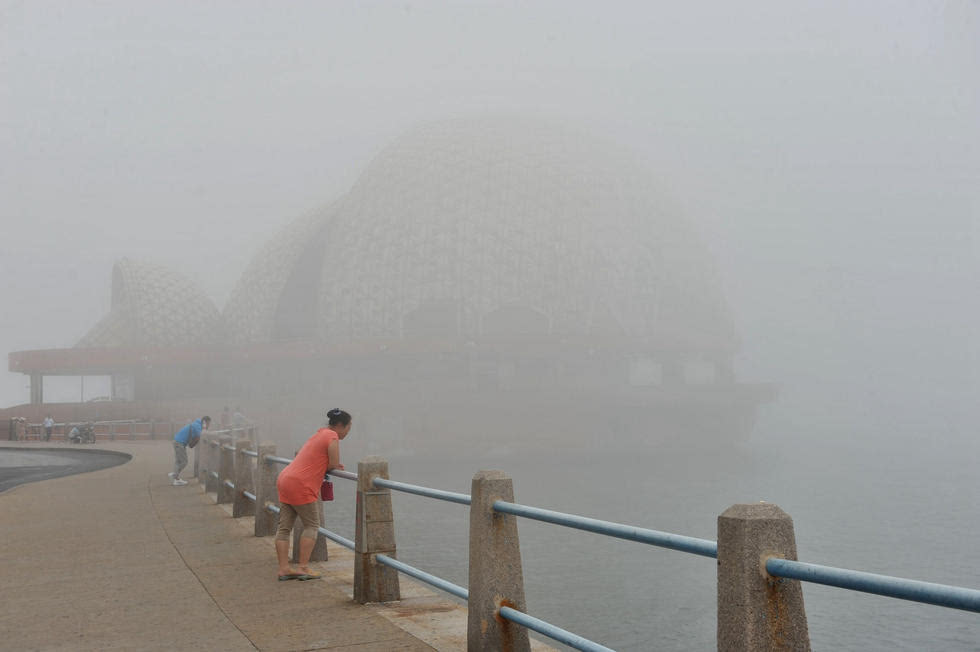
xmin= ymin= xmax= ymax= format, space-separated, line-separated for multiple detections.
xmin=275 ymin=408 xmax=351 ymax=580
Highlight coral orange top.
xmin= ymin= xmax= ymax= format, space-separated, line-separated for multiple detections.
xmin=276 ymin=428 xmax=338 ymax=505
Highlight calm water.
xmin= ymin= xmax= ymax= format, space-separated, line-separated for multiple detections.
xmin=323 ymin=424 xmax=979 ymax=651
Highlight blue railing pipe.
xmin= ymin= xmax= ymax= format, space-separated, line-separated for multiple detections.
xmin=375 ymin=554 xmax=469 ymax=601
xmin=242 ymin=449 xmax=258 ymax=458
xmin=316 ymin=526 xmax=355 ymax=551
xmin=766 ymin=557 xmax=980 ymax=613
xmin=372 ymin=477 xmax=472 ymax=505
xmin=498 ymin=607 xmax=615 ymax=652
xmin=243 ymin=490 xmax=256 ymax=501
xmin=493 ymin=500 xmax=717 ymax=558
xmin=213 ymin=440 xmax=980 ymax=648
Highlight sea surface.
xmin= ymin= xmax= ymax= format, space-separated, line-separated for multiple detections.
xmin=325 ymin=425 xmax=980 ymax=651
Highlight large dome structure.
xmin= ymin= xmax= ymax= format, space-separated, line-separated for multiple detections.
xmin=225 ymin=117 xmax=736 ymax=360
xmin=222 ymin=210 xmax=335 ymax=345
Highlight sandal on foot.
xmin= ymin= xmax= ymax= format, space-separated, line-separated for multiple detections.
xmin=297 ymin=572 xmax=322 ymax=581
xmin=278 ymin=573 xmax=302 ymax=581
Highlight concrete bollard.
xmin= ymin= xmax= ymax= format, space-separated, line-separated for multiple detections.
xmin=468 ymin=470 xmax=530 ymax=652
xmin=193 ymin=434 xmax=200 ymax=479
xmin=353 ymin=456 xmax=400 ymax=604
xmin=291 ymin=499 xmax=328 ymax=563
xmin=254 ymin=443 xmax=279 ymax=537
xmin=205 ymin=437 xmax=220 ymax=494
xmin=232 ymin=438 xmax=254 ymax=518
xmin=197 ymin=433 xmax=209 ymax=486
xmin=717 ymin=503 xmax=811 ymax=651
xmin=217 ymin=435 xmax=234 ymax=503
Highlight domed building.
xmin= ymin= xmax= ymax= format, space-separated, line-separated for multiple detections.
xmin=9 ymin=118 xmax=772 ymax=449
xmin=228 ymin=118 xmax=735 ymax=355
xmin=10 ymin=258 xmax=222 ymax=405
xmin=78 ymin=257 xmax=221 ymax=349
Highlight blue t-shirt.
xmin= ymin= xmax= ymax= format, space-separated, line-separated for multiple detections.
xmin=174 ymin=419 xmax=203 ymax=445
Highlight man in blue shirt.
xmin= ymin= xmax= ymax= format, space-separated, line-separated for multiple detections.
xmin=170 ymin=416 xmax=210 ymax=486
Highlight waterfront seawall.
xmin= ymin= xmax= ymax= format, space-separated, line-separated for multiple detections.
xmin=0 ymin=441 xmax=503 ymax=651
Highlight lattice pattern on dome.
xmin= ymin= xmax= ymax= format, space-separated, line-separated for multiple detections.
xmin=319 ymin=118 xmax=735 ymax=350
xmin=77 ymin=258 xmax=220 ymax=348
xmin=222 ymin=208 xmax=334 ymax=345
xmin=223 ymin=117 xmax=738 ymax=352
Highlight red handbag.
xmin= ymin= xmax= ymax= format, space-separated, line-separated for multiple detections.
xmin=320 ymin=479 xmax=334 ymax=501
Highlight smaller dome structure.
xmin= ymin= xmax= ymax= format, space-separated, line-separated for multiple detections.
xmin=77 ymin=258 xmax=220 ymax=348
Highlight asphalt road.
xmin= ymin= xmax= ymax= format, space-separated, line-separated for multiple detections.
xmin=0 ymin=447 xmax=130 ymax=493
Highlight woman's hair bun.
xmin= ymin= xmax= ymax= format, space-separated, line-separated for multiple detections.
xmin=326 ymin=408 xmax=352 ymax=426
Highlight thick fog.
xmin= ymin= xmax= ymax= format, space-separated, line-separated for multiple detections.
xmin=3 ymin=3 xmax=979 ymax=649
xmin=2 ymin=1 xmax=977 ymax=440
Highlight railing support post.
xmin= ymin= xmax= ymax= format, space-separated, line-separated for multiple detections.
xmin=292 ymin=500 xmax=328 ymax=563
xmin=232 ymin=438 xmax=253 ymax=517
xmin=205 ymin=437 xmax=219 ymax=494
xmin=197 ymin=433 xmax=209 ymax=486
xmin=217 ymin=435 xmax=234 ymax=504
xmin=468 ymin=470 xmax=530 ymax=652
xmin=717 ymin=503 xmax=811 ymax=651
xmin=193 ymin=433 xmax=201 ymax=479
xmin=353 ymin=456 xmax=400 ymax=604
xmin=254 ymin=444 xmax=279 ymax=537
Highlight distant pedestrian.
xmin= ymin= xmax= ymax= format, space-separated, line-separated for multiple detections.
xmin=219 ymin=406 xmax=231 ymax=428
xmin=232 ymin=406 xmax=247 ymax=427
xmin=43 ymin=415 xmax=54 ymax=442
xmin=274 ymin=408 xmax=351 ymax=581
xmin=170 ymin=416 xmax=210 ymax=486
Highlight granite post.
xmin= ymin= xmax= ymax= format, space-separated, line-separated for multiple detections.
xmin=232 ymin=438 xmax=254 ymax=518
xmin=254 ymin=443 xmax=279 ymax=537
xmin=291 ymin=499 xmax=328 ymax=562
xmin=468 ymin=470 xmax=530 ymax=652
xmin=717 ymin=503 xmax=810 ymax=651
xmin=192 ymin=430 xmax=200 ymax=478
xmin=217 ymin=435 xmax=234 ymax=504
xmin=353 ymin=456 xmax=400 ymax=603
xmin=196 ymin=433 xmax=209 ymax=486
xmin=204 ymin=437 xmax=220 ymax=493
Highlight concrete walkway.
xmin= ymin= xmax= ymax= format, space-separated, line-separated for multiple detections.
xmin=0 ymin=441 xmax=469 ymax=651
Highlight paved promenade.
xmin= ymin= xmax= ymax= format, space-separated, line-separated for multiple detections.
xmin=0 ymin=441 xmax=473 ymax=651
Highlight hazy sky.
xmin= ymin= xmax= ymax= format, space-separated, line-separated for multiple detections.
xmin=2 ymin=1 xmax=977 ymax=441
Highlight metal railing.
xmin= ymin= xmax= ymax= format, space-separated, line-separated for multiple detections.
xmin=257 ymin=455 xmax=690 ymax=650
xmin=12 ymin=418 xmax=179 ymax=442
xmin=765 ymin=557 xmax=980 ymax=612
xmin=493 ymin=501 xmax=718 ymax=558
xmin=205 ymin=438 xmax=980 ymax=651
